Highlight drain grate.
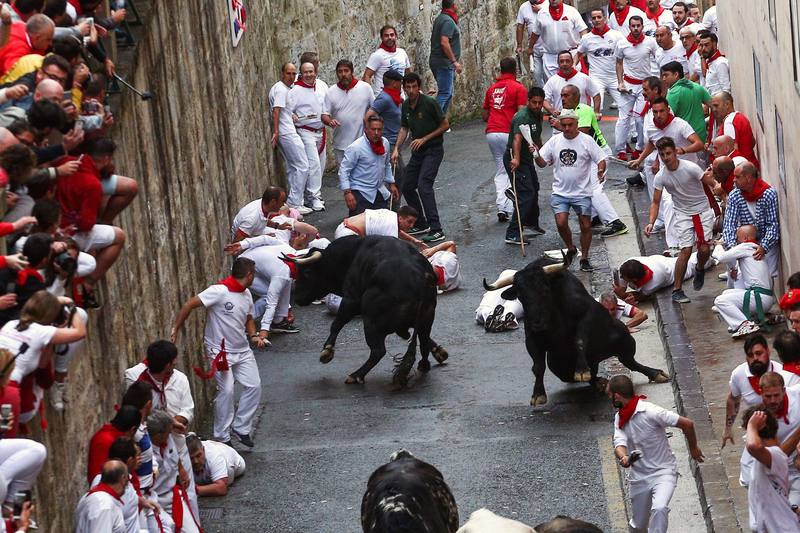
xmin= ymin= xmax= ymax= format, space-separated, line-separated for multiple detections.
xmin=199 ymin=507 xmax=224 ymax=521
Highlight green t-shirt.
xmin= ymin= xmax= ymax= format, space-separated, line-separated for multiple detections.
xmin=667 ymin=78 xmax=711 ymax=142
xmin=507 ymin=107 xmax=544 ymax=165
xmin=430 ymin=13 xmax=461 ymax=70
xmin=401 ymin=94 xmax=445 ymax=148
xmin=575 ymin=104 xmax=607 ymax=148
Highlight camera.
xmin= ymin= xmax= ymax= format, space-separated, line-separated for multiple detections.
xmin=12 ymin=491 xmax=30 ymax=521
xmin=53 ymin=251 xmax=77 ymax=276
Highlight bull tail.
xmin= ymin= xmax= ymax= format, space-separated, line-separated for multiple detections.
xmin=392 ymin=330 xmax=418 ymax=387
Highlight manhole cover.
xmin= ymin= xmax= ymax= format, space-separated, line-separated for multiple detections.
xmin=199 ymin=507 xmax=224 ymax=521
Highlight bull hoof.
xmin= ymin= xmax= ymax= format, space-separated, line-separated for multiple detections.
xmin=417 ymin=358 xmax=431 ymax=372
xmin=431 ymin=345 xmax=448 ymax=364
xmin=320 ymin=346 xmax=335 ymax=364
xmin=650 ymin=370 xmax=671 ymax=384
xmin=574 ymin=370 xmax=592 ymax=383
xmin=345 ymin=374 xmax=365 ymax=385
xmin=530 ymin=394 xmax=548 ymax=406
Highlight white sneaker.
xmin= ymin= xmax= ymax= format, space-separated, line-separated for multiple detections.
xmin=732 ymin=321 xmax=760 ymax=339
xmin=310 ymin=199 xmax=325 ymax=212
xmin=290 ymin=204 xmax=313 ymax=215
xmin=50 ymin=381 xmax=66 ymax=411
xmin=718 ymin=271 xmax=728 ymax=281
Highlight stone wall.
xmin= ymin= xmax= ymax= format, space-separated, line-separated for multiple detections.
xmin=37 ymin=0 xmax=609 ymax=529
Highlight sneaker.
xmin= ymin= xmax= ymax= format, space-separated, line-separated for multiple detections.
xmin=601 ymin=220 xmax=628 ymax=237
xmin=579 ymin=259 xmax=594 ymax=272
xmin=591 ymin=216 xmax=603 ymax=227
xmin=233 ymin=430 xmax=254 ymax=448
xmin=610 ymin=101 xmax=619 ymax=110
xmin=711 ymin=305 xmax=720 ymax=314
xmin=626 ymin=174 xmax=645 ymax=186
xmin=485 ymin=305 xmax=505 ymax=332
xmin=497 ymin=212 xmax=509 ymax=223
xmin=220 ymin=439 xmax=234 ymax=448
xmin=310 ymin=199 xmax=325 ymax=212
xmin=732 ymin=321 xmax=760 ymax=339
xmin=693 ymin=268 xmax=706 ymax=291
xmin=49 ymin=381 xmax=66 ymax=412
xmin=672 ymin=289 xmax=691 ymax=304
xmin=271 ymin=319 xmax=299 ymax=333
xmin=526 ymin=226 xmax=546 ymax=236
xmin=501 ymin=312 xmax=519 ymax=330
xmin=311 ymin=299 xmax=324 ymax=305
xmin=421 ymin=231 xmax=445 ymax=243
xmin=505 ymin=235 xmax=529 ymax=245
xmin=718 ymin=271 xmax=728 ymax=281
xmin=565 ymin=248 xmax=579 ymax=264
xmin=290 ymin=204 xmax=313 ymax=215
xmin=504 ymin=188 xmax=516 ymax=203
xmin=407 ymin=225 xmax=430 ymax=236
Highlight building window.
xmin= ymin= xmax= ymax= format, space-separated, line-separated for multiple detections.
xmin=754 ymin=52 xmax=764 ymax=127
xmin=776 ymin=109 xmax=786 ymax=193
xmin=770 ymin=0 xmax=778 ymax=34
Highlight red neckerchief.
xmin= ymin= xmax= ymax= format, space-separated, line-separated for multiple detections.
xmin=707 ymin=50 xmax=724 ymax=64
xmin=368 ymin=136 xmax=386 ymax=155
xmin=639 ymin=101 xmax=652 ymax=118
xmin=280 ymin=255 xmax=298 ymax=280
xmin=617 ymin=395 xmax=646 ymax=428
xmin=634 ymin=264 xmax=654 ymax=287
xmin=549 ymin=2 xmax=564 ymax=21
xmin=557 ymin=68 xmax=578 ymax=80
xmin=645 ymin=5 xmax=664 ymax=21
xmin=194 ymin=338 xmax=230 ymax=380
xmin=383 ymin=87 xmax=402 ymax=106
xmin=780 ymin=290 xmax=800 ymax=311
xmin=654 ymin=113 xmax=675 ymax=130
xmin=627 ymin=32 xmax=645 ymax=46
xmin=685 ymin=44 xmax=697 ymax=58
xmin=720 ymin=170 xmax=735 ymax=194
xmin=775 ymin=394 xmax=790 ymax=424
xmin=592 ymin=24 xmax=611 ymax=36
xmin=748 ymin=375 xmax=764 ymax=395
xmin=434 ymin=266 xmax=446 ymax=287
xmin=378 ymin=41 xmax=396 ymax=53
xmin=218 ymin=276 xmax=246 ymax=292
xmin=740 ymin=179 xmax=770 ymax=202
xmin=67 ymin=0 xmax=83 ymax=16
xmin=131 ymin=473 xmax=142 ymax=499
xmin=611 ymin=2 xmax=631 ymax=26
xmin=88 ymin=483 xmax=123 ymax=503
xmin=137 ymin=369 xmax=169 ymax=406
xmin=16 ymin=268 xmax=44 ymax=286
xmin=294 ymin=78 xmax=315 ymax=89
xmin=784 ymin=362 xmax=800 ymax=376
xmin=683 ymin=18 xmax=694 ymax=26
xmin=337 ymin=77 xmax=358 ymax=92
xmin=442 ymin=7 xmax=459 ymax=23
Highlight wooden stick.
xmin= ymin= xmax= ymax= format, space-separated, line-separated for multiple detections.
xmin=509 ymin=149 xmax=526 ymax=258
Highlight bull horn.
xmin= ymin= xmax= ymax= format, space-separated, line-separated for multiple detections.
xmin=542 ymin=262 xmax=567 ymax=274
xmin=292 ymin=250 xmax=323 ymax=265
xmin=483 ymin=273 xmax=515 ymax=291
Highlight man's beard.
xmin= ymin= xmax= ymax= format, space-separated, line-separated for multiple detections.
xmin=612 ymin=400 xmax=623 ymax=409
xmin=749 ymin=360 xmax=768 ymax=376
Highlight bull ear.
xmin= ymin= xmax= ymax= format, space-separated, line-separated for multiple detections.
xmin=500 ymin=287 xmax=518 ymax=301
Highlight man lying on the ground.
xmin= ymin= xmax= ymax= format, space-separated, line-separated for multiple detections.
xmin=597 ymin=290 xmax=648 ymax=330
xmin=614 ymin=252 xmax=707 ymax=303
xmin=475 ymin=269 xmax=523 ymax=333
xmin=333 ymin=206 xmax=425 ymax=248
xmin=224 ymin=205 xmax=319 ymax=252
xmin=187 ymin=434 xmax=246 ymax=497
xmin=421 ymin=240 xmax=461 ymax=292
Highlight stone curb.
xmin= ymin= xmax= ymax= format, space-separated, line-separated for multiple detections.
xmin=625 ymin=185 xmax=742 ymax=533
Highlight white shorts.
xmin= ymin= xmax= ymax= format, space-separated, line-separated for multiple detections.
xmin=673 ymin=209 xmax=713 ymax=249
xmin=73 ymin=224 xmax=116 ymax=251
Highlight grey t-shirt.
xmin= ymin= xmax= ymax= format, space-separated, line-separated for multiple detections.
xmin=430 ymin=13 xmax=461 ymax=70
xmin=371 ymin=92 xmax=402 ymax=145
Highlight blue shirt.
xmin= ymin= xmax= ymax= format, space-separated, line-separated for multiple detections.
xmin=338 ymin=135 xmax=394 ymax=203
xmin=723 ymin=187 xmax=780 ymax=250
xmin=370 ymin=92 xmax=401 ymax=145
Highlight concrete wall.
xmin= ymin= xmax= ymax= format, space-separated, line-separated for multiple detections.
xmin=718 ymin=2 xmax=799 ymax=280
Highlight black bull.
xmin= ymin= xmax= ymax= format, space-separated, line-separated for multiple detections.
xmin=484 ymin=257 xmax=669 ymax=406
xmin=285 ymin=236 xmax=448 ymax=385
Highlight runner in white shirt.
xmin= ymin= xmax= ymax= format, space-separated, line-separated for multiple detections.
xmin=230 ymin=187 xmax=291 ymax=241
xmin=534 ymin=109 xmax=607 ymax=271
xmin=615 ymin=253 xmax=699 ymax=300
xmin=759 ymin=372 xmax=800 ymax=508
xmin=698 ymin=31 xmax=729 ymax=96
xmin=287 ymin=62 xmax=326 ymax=212
xmin=645 ymin=137 xmax=715 ymax=303
xmin=608 ymin=374 xmax=704 ymax=533
xmin=608 ymin=0 xmax=647 ymax=37
xmin=713 ymin=226 xmax=775 ymax=338
xmin=743 ymin=408 xmax=800 ymax=533
xmin=363 ymin=25 xmax=411 ymax=96
xmin=269 ymin=64 xmax=310 ymax=215
xmin=323 ymin=60 xmax=375 ymax=164
xmin=542 ymin=51 xmax=600 ymax=113
xmin=187 ymin=435 xmax=246 ymax=496
xmin=529 ymin=0 xmax=588 ymax=78
xmin=75 ymin=460 xmax=128 ymax=533
xmin=701 ymin=4 xmax=718 ymax=40
xmin=642 ymin=0 xmax=675 ymax=36
xmin=615 ymin=16 xmax=659 ymax=158
xmin=516 ymin=0 xmax=547 ymax=87
xmin=597 ymin=290 xmax=648 ymax=329
xmin=476 ymin=269 xmax=524 ymax=332
xmin=332 ymin=207 xmax=423 ymax=249
xmin=679 ymin=26 xmax=703 ymax=83
xmin=577 ymin=10 xmax=626 ymax=109
xmin=171 ymin=257 xmax=264 ymax=448
xmin=421 ymin=240 xmax=461 ymax=292
xmin=653 ymin=26 xmax=689 ymax=76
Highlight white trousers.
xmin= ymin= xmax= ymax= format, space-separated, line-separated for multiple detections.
xmin=766 ymin=245 xmax=780 ymax=279
xmin=211 ymin=349 xmax=262 ymax=441
xmin=714 ymin=289 xmax=775 ymax=329
xmin=629 ymin=473 xmax=678 ymax=533
xmin=0 ymin=439 xmax=47 ymax=502
xmin=790 ymin=473 xmax=800 ymax=507
xmin=296 ymin=128 xmax=324 ymax=204
xmin=475 ymin=272 xmax=525 ymax=323
xmin=179 ymin=446 xmax=199 ymax=520
xmin=141 ymin=500 xmax=175 ymax=533
xmin=592 ymin=76 xmax=623 ymax=109
xmin=251 ymin=274 xmax=292 ymax=329
xmin=53 ymin=307 xmax=88 ymax=373
xmin=155 ymin=488 xmax=201 ymax=533
xmin=643 ymin=156 xmax=678 ymax=248
xmin=589 ymin=146 xmax=618 ymax=224
xmin=485 ymin=132 xmax=513 ymax=215
xmin=278 ymin=132 xmax=310 ymax=208
xmin=614 ymin=85 xmax=644 ymax=153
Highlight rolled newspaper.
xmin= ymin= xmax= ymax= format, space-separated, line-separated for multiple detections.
xmin=518 ymin=124 xmax=538 ymax=158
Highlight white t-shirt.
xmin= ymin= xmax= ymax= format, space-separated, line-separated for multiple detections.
xmin=748 ymin=446 xmax=800 ymax=533
xmin=653 ymin=159 xmax=708 ymax=215
xmin=429 ymin=250 xmax=461 ymax=291
xmin=323 ymin=80 xmax=375 ymax=150
xmin=702 ymin=6 xmax=718 ymax=36
xmin=577 ymin=29 xmax=625 ymax=80
xmin=686 ymin=47 xmax=702 ymax=82
xmin=74 ymin=491 xmax=126 ymax=533
xmin=643 ymin=114 xmax=698 ymax=164
xmin=365 ymin=47 xmax=411 ymax=95
xmin=608 ymin=6 xmax=647 ymax=37
xmin=543 ymin=71 xmax=599 ymax=109
xmin=655 ymin=41 xmax=690 ymax=76
xmin=643 ymin=10 xmax=675 ymax=37
xmin=91 ymin=474 xmax=139 ymax=533
xmin=613 ymin=400 xmax=680 ymax=484
xmin=365 ymin=209 xmax=399 ymax=237
xmin=616 ymin=36 xmax=659 ymax=82
xmin=516 ymin=0 xmax=546 ymax=53
xmin=196 ymin=440 xmax=246 ymax=486
xmin=619 ymin=255 xmax=682 ymax=295
xmin=287 ymin=84 xmax=325 ymax=129
xmin=268 ymin=81 xmax=296 ymax=136
xmin=231 ymin=199 xmax=268 ymax=239
xmin=539 ymin=132 xmax=606 ymax=198
xmin=0 ymin=321 xmax=57 ymax=383
xmin=531 ymin=4 xmax=587 ymax=55
xmin=730 ymin=361 xmax=786 ymax=408
xmin=705 ymin=55 xmax=730 ymax=97
xmin=596 ymin=296 xmax=635 ymax=320
xmin=198 ymin=283 xmax=255 ymax=353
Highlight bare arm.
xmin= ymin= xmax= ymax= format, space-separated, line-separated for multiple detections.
xmin=746 ymin=411 xmax=772 ymax=467
xmin=780 ymin=423 xmax=800 ymax=456
xmin=614 ymin=445 xmax=631 ymax=467
xmin=362 ymin=68 xmax=375 ymax=84
xmin=171 ymin=296 xmax=204 ymax=342
xmin=644 ymin=188 xmax=663 ymax=236
xmin=399 ymin=231 xmax=425 ymax=249
xmin=440 ymin=36 xmax=461 ymax=72
xmin=676 ymin=416 xmax=705 ymax=462
xmin=721 ymin=392 xmax=741 ymax=448
xmin=616 ymin=59 xmax=627 ymax=91
xmin=592 ymin=93 xmax=601 ymax=115
xmin=626 ymin=307 xmax=648 ymax=329
xmin=677 ymin=133 xmax=704 ymax=155
xmin=543 ymin=99 xmax=557 ymax=116
xmin=516 ymin=24 xmax=526 ymax=51
xmin=50 ymin=310 xmax=87 ymax=344
xmin=196 ymin=479 xmax=229 ymax=497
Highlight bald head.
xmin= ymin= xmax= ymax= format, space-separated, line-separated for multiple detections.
xmin=99 ymin=459 xmax=128 ymax=490
xmin=34 ymin=79 xmax=63 ymax=104
xmin=711 ymin=135 xmax=735 ymax=157
xmin=0 ymin=128 xmax=17 ymax=152
xmin=26 ymin=15 xmax=54 ymax=52
xmin=737 ymin=161 xmax=759 ymax=179
xmin=712 ymin=156 xmax=734 ymax=180
xmin=655 ymin=26 xmax=674 ymax=48
xmin=710 ymin=91 xmax=735 ymax=119
xmin=737 ymin=224 xmax=758 ymax=243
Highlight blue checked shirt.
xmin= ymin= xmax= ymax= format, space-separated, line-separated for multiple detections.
xmin=722 ymin=187 xmax=780 ymax=250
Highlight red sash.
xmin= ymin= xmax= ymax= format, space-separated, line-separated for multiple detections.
xmin=690 ymin=214 xmax=708 ymax=246
xmin=783 ymin=362 xmax=800 ymax=376
xmin=434 ymin=266 xmax=446 ymax=287
xmin=193 ymin=339 xmax=230 ymax=380
xmin=172 ymin=484 xmax=204 ymax=532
